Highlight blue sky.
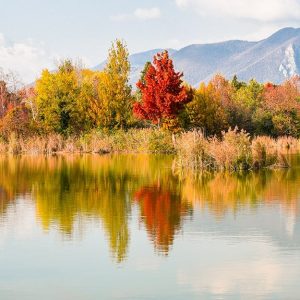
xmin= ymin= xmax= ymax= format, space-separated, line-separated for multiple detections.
xmin=0 ymin=0 xmax=300 ymax=83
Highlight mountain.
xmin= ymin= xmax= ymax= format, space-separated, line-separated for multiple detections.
xmin=94 ymin=27 xmax=300 ymax=86
xmin=94 ymin=48 xmax=177 ymax=86
xmin=121 ymin=48 xmax=177 ymax=85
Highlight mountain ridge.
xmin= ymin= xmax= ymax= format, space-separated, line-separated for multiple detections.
xmin=94 ymin=27 xmax=300 ymax=86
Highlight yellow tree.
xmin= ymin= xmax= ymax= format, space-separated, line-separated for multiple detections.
xmin=35 ymin=60 xmax=91 ymax=135
xmin=185 ymin=82 xmax=228 ymax=135
xmin=77 ymin=69 xmax=102 ymax=128
xmin=96 ymin=40 xmax=133 ymax=129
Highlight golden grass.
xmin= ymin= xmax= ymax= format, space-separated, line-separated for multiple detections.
xmin=175 ymin=128 xmax=291 ymax=171
xmin=1 ymin=129 xmax=298 ymax=171
xmin=1 ymin=129 xmax=175 ymax=155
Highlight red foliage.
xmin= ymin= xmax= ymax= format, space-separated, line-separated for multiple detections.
xmin=133 ymin=51 xmax=190 ymax=125
xmin=0 ymin=81 xmax=20 ymax=118
xmin=18 ymin=86 xmax=36 ymax=100
xmin=263 ymin=76 xmax=300 ymax=112
xmin=264 ymin=82 xmax=276 ymax=89
xmin=208 ymin=74 xmax=235 ymax=110
xmin=0 ymin=85 xmax=32 ymax=137
xmin=134 ymin=185 xmax=190 ymax=253
xmin=0 ymin=103 xmax=31 ymax=137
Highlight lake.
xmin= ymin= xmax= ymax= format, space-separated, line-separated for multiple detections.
xmin=0 ymin=154 xmax=300 ymax=299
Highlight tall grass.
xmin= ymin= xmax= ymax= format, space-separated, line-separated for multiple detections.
xmin=175 ymin=128 xmax=290 ymax=171
xmin=209 ymin=129 xmax=252 ymax=170
xmin=0 ymin=129 xmax=175 ymax=155
xmin=175 ymin=130 xmax=213 ymax=170
xmin=0 ymin=128 xmax=297 ymax=171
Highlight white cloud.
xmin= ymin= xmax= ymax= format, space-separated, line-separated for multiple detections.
xmin=134 ymin=7 xmax=161 ymax=20
xmin=0 ymin=198 xmax=37 ymax=245
xmin=111 ymin=7 xmax=161 ymax=22
xmin=175 ymin=235 xmax=300 ymax=298
xmin=0 ymin=34 xmax=54 ymax=84
xmin=175 ymin=0 xmax=300 ymax=22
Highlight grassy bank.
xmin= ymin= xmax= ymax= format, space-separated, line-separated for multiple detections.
xmin=175 ymin=128 xmax=296 ymax=171
xmin=0 ymin=129 xmax=176 ymax=155
xmin=0 ymin=128 xmax=298 ymax=171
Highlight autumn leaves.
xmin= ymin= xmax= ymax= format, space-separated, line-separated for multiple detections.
xmin=1 ymin=39 xmax=300 ymax=141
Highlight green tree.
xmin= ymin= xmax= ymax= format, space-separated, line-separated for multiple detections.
xmin=231 ymin=75 xmax=246 ymax=91
xmin=231 ymin=79 xmax=264 ymax=133
xmin=135 ymin=61 xmax=151 ymax=102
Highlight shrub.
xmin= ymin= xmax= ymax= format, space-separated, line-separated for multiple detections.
xmin=8 ymin=133 xmax=21 ymax=154
xmin=208 ymin=128 xmax=252 ymax=170
xmin=79 ymin=132 xmax=112 ymax=153
xmin=46 ymin=134 xmax=64 ymax=153
xmin=251 ymin=136 xmax=278 ymax=168
xmin=0 ymin=137 xmax=7 ymax=153
xmin=175 ymin=128 xmax=289 ymax=171
xmin=277 ymin=136 xmax=299 ymax=151
xmin=19 ymin=136 xmax=47 ymax=154
xmin=175 ymin=130 xmax=213 ymax=169
xmin=147 ymin=130 xmax=175 ymax=153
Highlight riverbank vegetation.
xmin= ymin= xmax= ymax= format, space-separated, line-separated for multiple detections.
xmin=175 ymin=129 xmax=293 ymax=171
xmin=0 ymin=128 xmax=296 ymax=171
xmin=0 ymin=129 xmax=175 ymax=154
xmin=1 ymin=39 xmax=300 ymax=169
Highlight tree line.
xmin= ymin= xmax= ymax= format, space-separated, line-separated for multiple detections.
xmin=1 ymin=39 xmax=300 ymax=139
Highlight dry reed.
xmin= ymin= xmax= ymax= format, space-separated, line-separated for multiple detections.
xmin=175 ymin=128 xmax=290 ymax=171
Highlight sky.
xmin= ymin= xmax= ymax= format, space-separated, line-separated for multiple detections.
xmin=0 ymin=0 xmax=300 ymax=83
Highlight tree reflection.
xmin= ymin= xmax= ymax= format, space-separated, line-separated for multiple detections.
xmin=180 ymin=169 xmax=300 ymax=217
xmin=0 ymin=154 xmax=176 ymax=262
xmin=0 ymin=154 xmax=300 ymax=263
xmin=134 ymin=185 xmax=192 ymax=253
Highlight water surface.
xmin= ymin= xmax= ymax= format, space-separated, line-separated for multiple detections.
xmin=0 ymin=154 xmax=300 ymax=299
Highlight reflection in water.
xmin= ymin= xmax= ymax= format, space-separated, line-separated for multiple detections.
xmin=134 ymin=185 xmax=192 ymax=253
xmin=180 ymin=170 xmax=300 ymax=218
xmin=0 ymin=155 xmax=300 ymax=260
xmin=0 ymin=155 xmax=177 ymax=262
xmin=0 ymin=154 xmax=300 ymax=299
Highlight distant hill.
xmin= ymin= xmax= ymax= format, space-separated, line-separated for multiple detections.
xmin=94 ymin=48 xmax=177 ymax=86
xmin=94 ymin=27 xmax=300 ymax=87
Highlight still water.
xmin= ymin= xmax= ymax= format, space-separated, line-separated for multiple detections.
xmin=0 ymin=154 xmax=300 ymax=299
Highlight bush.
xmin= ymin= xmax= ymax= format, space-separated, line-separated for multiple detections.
xmin=0 ymin=137 xmax=7 ymax=153
xmin=8 ymin=133 xmax=21 ymax=154
xmin=175 ymin=128 xmax=289 ymax=171
xmin=19 ymin=136 xmax=47 ymax=154
xmin=175 ymin=130 xmax=213 ymax=169
xmin=209 ymin=128 xmax=252 ymax=170
xmin=147 ymin=130 xmax=175 ymax=153
xmin=251 ymin=136 xmax=278 ymax=168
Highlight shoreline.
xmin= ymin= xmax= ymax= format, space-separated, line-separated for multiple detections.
xmin=0 ymin=128 xmax=298 ymax=171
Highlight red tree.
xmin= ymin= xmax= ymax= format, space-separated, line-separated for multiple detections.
xmin=133 ymin=51 xmax=190 ymax=127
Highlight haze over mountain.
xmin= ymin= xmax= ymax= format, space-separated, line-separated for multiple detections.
xmin=94 ymin=27 xmax=300 ymax=86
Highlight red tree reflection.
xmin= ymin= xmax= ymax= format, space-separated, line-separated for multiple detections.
xmin=134 ymin=185 xmax=191 ymax=254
